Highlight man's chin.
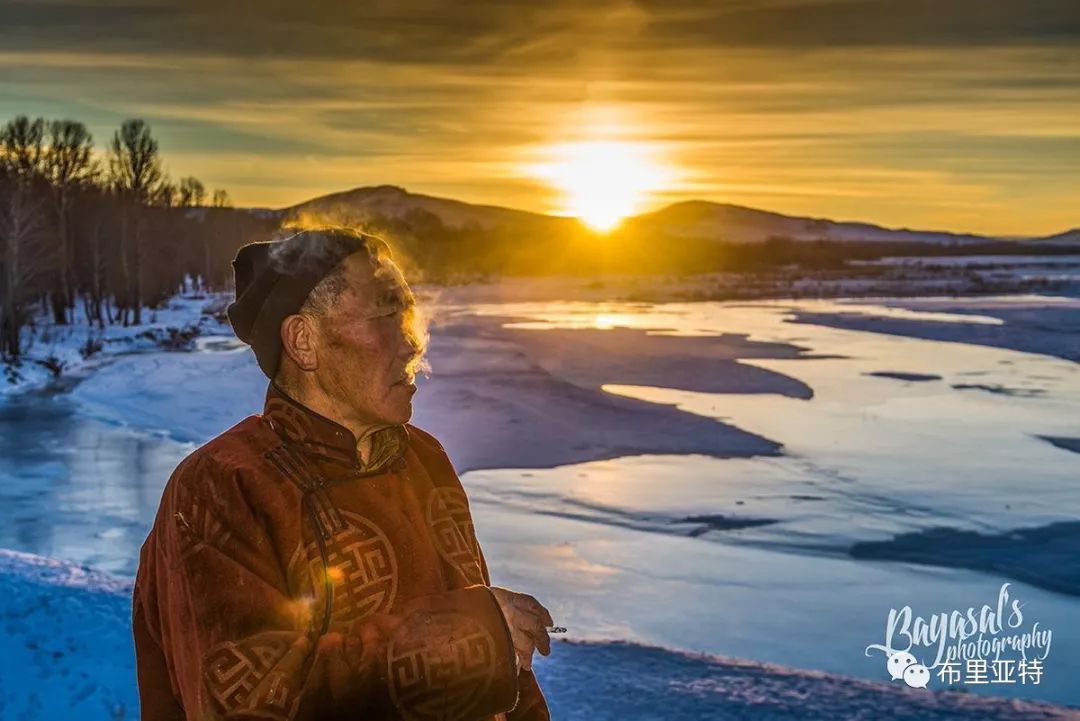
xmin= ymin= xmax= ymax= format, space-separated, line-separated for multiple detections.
xmin=369 ymin=384 xmax=415 ymax=426
xmin=387 ymin=399 xmax=414 ymax=426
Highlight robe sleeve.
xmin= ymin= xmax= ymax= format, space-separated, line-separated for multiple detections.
xmin=139 ymin=452 xmax=520 ymax=721
xmin=411 ymin=423 xmax=552 ymax=721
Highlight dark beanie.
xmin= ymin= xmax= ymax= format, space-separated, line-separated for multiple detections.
xmin=226 ymin=228 xmax=373 ymax=378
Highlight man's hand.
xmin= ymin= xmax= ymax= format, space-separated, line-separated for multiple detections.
xmin=488 ymin=587 xmax=553 ymax=672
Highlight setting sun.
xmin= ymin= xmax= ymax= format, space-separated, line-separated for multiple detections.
xmin=530 ymin=141 xmax=675 ymax=232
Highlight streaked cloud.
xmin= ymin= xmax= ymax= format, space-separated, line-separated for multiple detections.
xmin=1 ymin=1 xmax=1076 ymax=234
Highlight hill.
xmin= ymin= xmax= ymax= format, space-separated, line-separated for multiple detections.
xmin=626 ymin=200 xmax=996 ymax=245
xmin=282 ymin=184 xmax=561 ymax=231
xmin=274 ymin=185 xmax=1076 ymax=246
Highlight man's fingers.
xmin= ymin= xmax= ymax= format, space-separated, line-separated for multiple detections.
xmin=507 ymin=600 xmax=546 ymax=639
xmin=535 ymin=631 xmax=551 ymax=656
xmin=534 ymin=623 xmax=552 ymax=656
xmin=514 ymin=638 xmax=533 ymax=661
xmin=512 ymin=628 xmax=537 ymax=658
xmin=511 ymin=604 xmax=545 ymax=631
xmin=516 ymin=613 xmax=551 ymax=657
xmin=515 ymin=594 xmax=555 ymax=629
xmin=526 ymin=613 xmax=551 ymax=655
xmin=493 ymin=588 xmax=556 ymax=662
xmin=513 ymin=635 xmax=535 ymax=671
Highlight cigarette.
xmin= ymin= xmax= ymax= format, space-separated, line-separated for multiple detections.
xmin=546 ymin=626 xmax=567 ymax=634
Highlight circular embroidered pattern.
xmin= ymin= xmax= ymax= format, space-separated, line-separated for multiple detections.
xmin=426 ymin=487 xmax=484 ymax=585
xmin=387 ymin=611 xmax=498 ymax=721
xmin=288 ymin=510 xmax=398 ymax=627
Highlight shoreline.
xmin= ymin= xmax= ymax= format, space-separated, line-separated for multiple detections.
xmin=419 ymin=262 xmax=1079 ymax=306
xmin=3 ymin=271 xmax=1076 ymax=402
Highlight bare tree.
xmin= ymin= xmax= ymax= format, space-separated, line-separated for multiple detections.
xmin=153 ymin=178 xmax=179 ymax=208
xmin=45 ymin=119 xmax=98 ymax=324
xmin=0 ymin=112 xmax=265 ymax=358
xmin=194 ymin=188 xmax=234 ymax=291
xmin=1 ymin=116 xmax=46 ymax=178
xmin=0 ymin=183 xmax=51 ymax=358
xmin=0 ymin=117 xmax=51 ymax=360
xmin=178 ymin=176 xmax=206 ymax=207
xmin=108 ymin=119 xmax=163 ymax=325
xmin=82 ymin=202 xmax=110 ymax=329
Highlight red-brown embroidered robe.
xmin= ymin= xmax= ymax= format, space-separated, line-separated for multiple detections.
xmin=132 ymin=382 xmax=549 ymax=721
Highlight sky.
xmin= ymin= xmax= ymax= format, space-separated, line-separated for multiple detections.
xmin=2 ymin=0 xmax=1078 ymax=236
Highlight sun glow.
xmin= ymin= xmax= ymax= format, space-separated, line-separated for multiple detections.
xmin=530 ymin=140 xmax=674 ymax=232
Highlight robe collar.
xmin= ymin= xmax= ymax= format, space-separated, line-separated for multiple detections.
xmin=262 ymin=381 xmax=408 ymax=471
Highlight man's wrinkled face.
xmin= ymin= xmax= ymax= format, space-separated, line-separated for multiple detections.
xmin=313 ymin=252 xmax=423 ymax=427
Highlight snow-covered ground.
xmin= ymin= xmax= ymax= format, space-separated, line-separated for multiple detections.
xmin=2 ymin=285 xmax=1079 ymax=717
xmin=3 ymin=549 xmax=1076 ymax=721
xmin=1 ymin=279 xmax=226 ymax=397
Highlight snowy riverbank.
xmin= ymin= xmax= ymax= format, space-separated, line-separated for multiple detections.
xmin=1 ymin=289 xmax=229 ymax=398
xmin=3 ymin=549 xmax=1076 ymax=721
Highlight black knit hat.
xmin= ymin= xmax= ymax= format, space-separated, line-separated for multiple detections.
xmin=226 ymin=228 xmax=374 ymax=378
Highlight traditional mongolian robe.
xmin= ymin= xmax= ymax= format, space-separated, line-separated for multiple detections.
xmin=133 ymin=382 xmax=548 ymax=721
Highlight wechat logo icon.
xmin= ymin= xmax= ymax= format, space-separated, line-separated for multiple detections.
xmin=867 ymin=647 xmax=931 ymax=689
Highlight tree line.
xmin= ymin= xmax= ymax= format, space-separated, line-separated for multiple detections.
xmin=0 ymin=115 xmax=274 ymax=361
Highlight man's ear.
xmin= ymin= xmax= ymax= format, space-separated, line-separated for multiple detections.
xmin=280 ymin=314 xmax=319 ymax=371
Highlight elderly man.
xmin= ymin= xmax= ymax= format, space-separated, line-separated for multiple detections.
xmin=132 ymin=228 xmax=552 ymax=721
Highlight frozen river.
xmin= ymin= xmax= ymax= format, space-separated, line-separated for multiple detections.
xmin=1 ymin=294 xmax=1077 ymax=706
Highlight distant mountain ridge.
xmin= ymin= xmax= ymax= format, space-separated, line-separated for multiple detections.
xmin=630 ymin=200 xmax=994 ymax=245
xmin=282 ymin=184 xmax=566 ymax=231
xmin=1029 ymin=229 xmax=1080 ymax=247
xmin=271 ymin=185 xmax=1075 ymax=246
